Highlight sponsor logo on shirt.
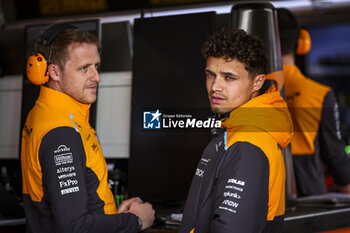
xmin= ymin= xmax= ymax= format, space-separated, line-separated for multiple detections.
xmin=54 ymin=145 xmax=71 ymax=154
xmin=220 ymin=178 xmax=246 ymax=214
xmin=225 ymin=185 xmax=243 ymax=192
xmin=218 ymin=206 xmax=236 ymax=213
xmin=223 ymin=191 xmax=241 ymax=199
xmin=195 ymin=168 xmax=204 ymax=177
xmin=334 ymin=102 xmax=342 ymax=140
xmin=200 ymin=157 xmax=211 ymax=166
xmin=216 ymin=141 xmax=223 ymax=152
xmin=59 ymin=179 xmax=78 ymax=188
xmin=54 ymin=153 xmax=73 ymax=166
xmin=23 ymin=125 xmax=33 ymax=137
xmin=61 ymin=186 xmax=79 ymax=195
xmin=221 ymin=199 xmax=239 ymax=208
xmin=219 ymin=200 xmax=239 ymax=214
xmin=57 ymin=166 xmax=75 ymax=174
xmin=58 ymin=172 xmax=76 ymax=180
xmin=228 ymin=178 xmax=245 ymax=186
xmin=91 ymin=143 xmax=98 ymax=152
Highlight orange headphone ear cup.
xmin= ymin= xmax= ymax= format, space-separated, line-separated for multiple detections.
xmin=26 ymin=53 xmax=49 ymax=85
xmin=296 ymin=29 xmax=311 ymax=55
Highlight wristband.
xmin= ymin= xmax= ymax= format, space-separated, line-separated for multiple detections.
xmin=137 ymin=216 xmax=143 ymax=231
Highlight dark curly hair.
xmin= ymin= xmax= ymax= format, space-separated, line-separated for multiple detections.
xmin=201 ymin=28 xmax=267 ymax=78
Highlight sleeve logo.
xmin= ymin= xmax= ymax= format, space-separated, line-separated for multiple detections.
xmin=54 ymin=145 xmax=71 ymax=154
xmin=54 ymin=153 xmax=73 ymax=166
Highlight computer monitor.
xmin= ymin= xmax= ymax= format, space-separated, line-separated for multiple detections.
xmin=128 ymin=12 xmax=216 ymax=203
xmin=305 ymin=23 xmax=350 ymax=85
xmin=101 ymin=21 xmax=133 ymax=72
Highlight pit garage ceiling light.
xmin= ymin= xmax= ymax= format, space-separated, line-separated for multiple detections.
xmin=141 ymin=1 xmax=314 ymax=17
xmin=100 ymin=0 xmax=350 ymax=24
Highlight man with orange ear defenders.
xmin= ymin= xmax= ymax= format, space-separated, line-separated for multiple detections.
xmin=21 ymin=23 xmax=154 ymax=233
xmin=277 ymin=8 xmax=350 ymax=197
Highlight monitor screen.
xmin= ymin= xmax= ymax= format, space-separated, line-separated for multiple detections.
xmin=305 ymin=23 xmax=350 ymax=83
xmin=128 ymin=12 xmax=217 ymax=204
xmin=101 ymin=21 xmax=133 ymax=72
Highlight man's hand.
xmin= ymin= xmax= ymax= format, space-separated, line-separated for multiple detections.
xmin=338 ymin=184 xmax=350 ymax=194
xmin=117 ymin=197 xmax=143 ymax=213
xmin=128 ymin=201 xmax=155 ymax=231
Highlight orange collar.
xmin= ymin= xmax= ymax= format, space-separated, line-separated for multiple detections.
xmin=37 ymin=86 xmax=91 ymax=125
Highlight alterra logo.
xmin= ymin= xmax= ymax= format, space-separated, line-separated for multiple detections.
xmin=143 ymin=109 xmax=162 ymax=129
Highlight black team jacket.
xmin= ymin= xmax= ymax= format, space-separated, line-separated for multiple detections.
xmin=179 ymin=87 xmax=293 ymax=233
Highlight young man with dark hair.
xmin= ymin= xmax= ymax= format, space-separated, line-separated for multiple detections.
xmin=21 ymin=23 xmax=154 ymax=233
xmin=179 ymin=28 xmax=293 ymax=233
xmin=277 ymin=8 xmax=350 ymax=197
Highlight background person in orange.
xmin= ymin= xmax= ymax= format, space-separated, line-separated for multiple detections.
xmin=277 ymin=8 xmax=350 ymax=196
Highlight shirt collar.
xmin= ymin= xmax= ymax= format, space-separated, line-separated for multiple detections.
xmin=38 ymin=85 xmax=91 ymax=124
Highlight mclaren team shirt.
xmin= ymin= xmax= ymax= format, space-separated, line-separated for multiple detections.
xmin=179 ymin=87 xmax=293 ymax=233
xmin=284 ymin=64 xmax=350 ymax=196
xmin=21 ymin=86 xmax=139 ymax=233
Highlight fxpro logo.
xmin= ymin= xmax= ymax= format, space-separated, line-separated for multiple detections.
xmin=143 ymin=109 xmax=162 ymax=129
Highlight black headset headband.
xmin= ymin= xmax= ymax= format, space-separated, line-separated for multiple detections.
xmin=40 ymin=23 xmax=78 ymax=46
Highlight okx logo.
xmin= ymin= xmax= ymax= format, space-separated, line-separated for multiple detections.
xmin=143 ymin=109 xmax=162 ymax=129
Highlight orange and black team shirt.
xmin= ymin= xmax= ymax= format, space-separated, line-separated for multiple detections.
xmin=179 ymin=87 xmax=293 ymax=233
xmin=21 ymin=86 xmax=139 ymax=233
xmin=284 ymin=64 xmax=350 ymax=196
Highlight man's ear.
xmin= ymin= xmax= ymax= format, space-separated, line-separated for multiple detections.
xmin=252 ymin=74 xmax=266 ymax=92
xmin=47 ymin=64 xmax=61 ymax=82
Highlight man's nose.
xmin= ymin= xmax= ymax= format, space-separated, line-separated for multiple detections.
xmin=91 ymin=67 xmax=101 ymax=83
xmin=211 ymin=77 xmax=223 ymax=92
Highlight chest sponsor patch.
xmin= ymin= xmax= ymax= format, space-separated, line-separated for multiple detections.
xmin=200 ymin=157 xmax=211 ymax=166
xmin=215 ymin=141 xmax=223 ymax=152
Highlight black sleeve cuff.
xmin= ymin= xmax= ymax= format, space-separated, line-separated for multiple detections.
xmin=117 ymin=213 xmax=141 ymax=232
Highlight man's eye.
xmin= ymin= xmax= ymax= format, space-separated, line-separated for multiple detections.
xmin=81 ymin=66 xmax=88 ymax=71
xmin=225 ymin=76 xmax=235 ymax=80
xmin=95 ymin=64 xmax=101 ymax=73
xmin=206 ymin=73 xmax=215 ymax=78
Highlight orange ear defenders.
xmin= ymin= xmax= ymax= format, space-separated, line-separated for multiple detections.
xmin=26 ymin=23 xmax=77 ymax=85
xmin=26 ymin=53 xmax=49 ymax=85
xmin=296 ymin=28 xmax=311 ymax=55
